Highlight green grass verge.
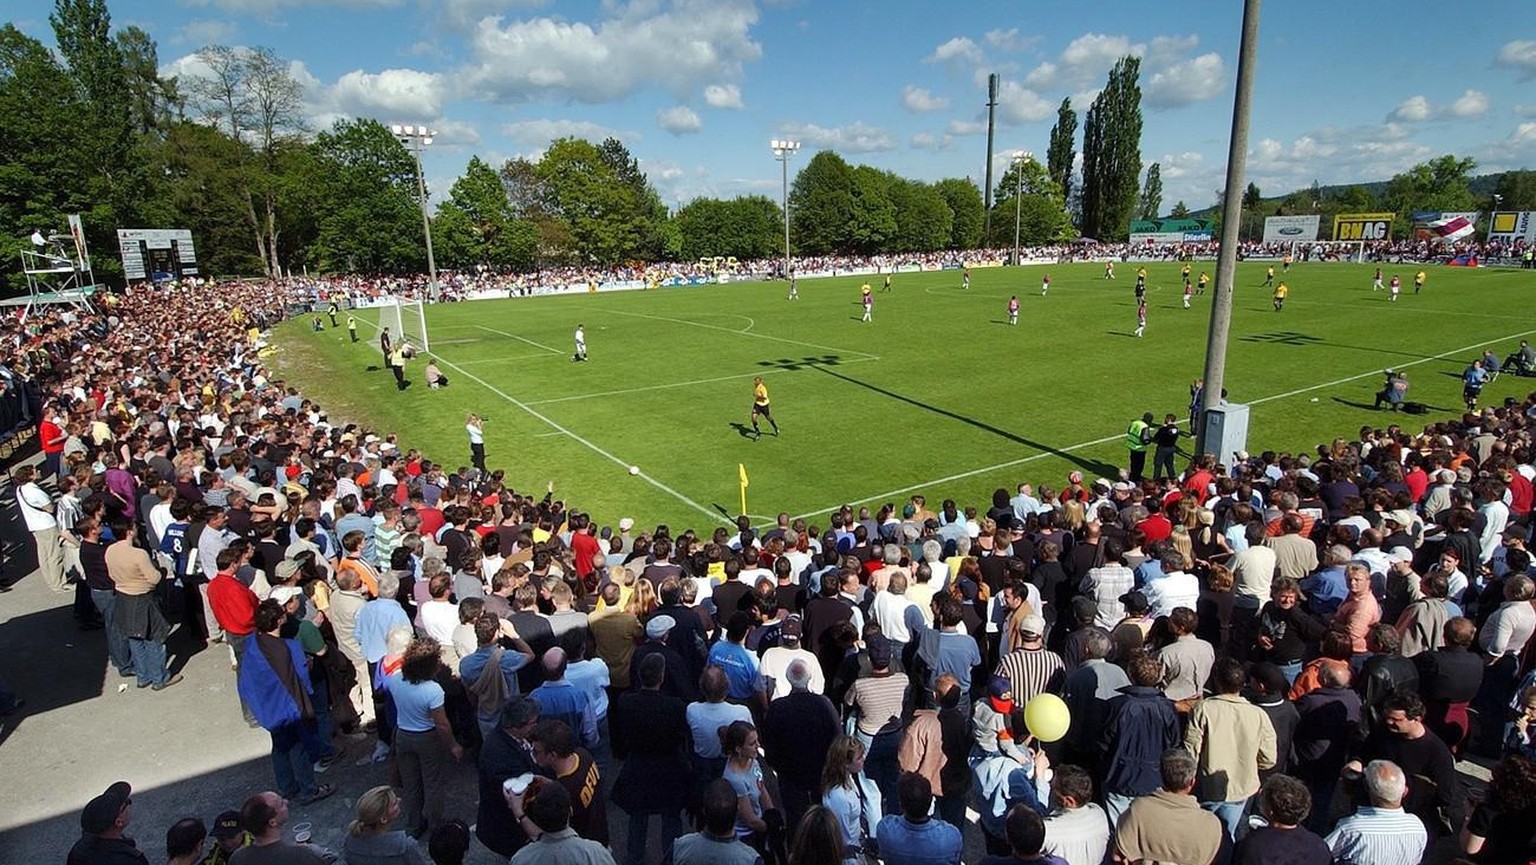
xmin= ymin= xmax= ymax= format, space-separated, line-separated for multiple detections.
xmin=269 ymin=262 xmax=1536 ymax=529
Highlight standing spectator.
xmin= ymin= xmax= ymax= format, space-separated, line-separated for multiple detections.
xmin=1475 ymin=575 xmax=1536 ymax=752
xmin=342 ymin=785 xmax=427 ymax=865
xmin=1040 ymin=764 xmax=1111 ymax=865
xmin=14 ymin=465 xmax=66 ymax=592
xmin=1293 ymin=663 xmax=1361 ymax=830
xmin=1081 ymin=539 xmax=1134 ymax=629
xmin=1100 ymin=652 xmax=1182 ymax=826
xmin=1246 ymin=663 xmax=1299 ymax=778
xmin=210 ymin=547 xmax=261 ymax=723
xmin=67 ymin=781 xmax=148 ymax=865
xmin=1348 ymin=691 xmax=1463 ymax=837
xmin=388 ymin=636 xmax=462 ymax=837
xmin=505 ymin=782 xmax=615 ymax=865
xmin=1323 ymin=761 xmax=1427 ymax=865
xmin=994 ymin=614 xmax=1065 ymax=706
xmin=1059 ymin=629 xmax=1129 ymax=777
xmin=1252 ymin=578 xmax=1325 ymax=686
xmin=1113 ymin=749 xmax=1227 ymax=865
xmin=1460 ymin=753 xmax=1536 ymax=863
xmin=105 ymin=516 xmax=180 ymax=690
xmin=1415 ymin=616 xmax=1482 ymax=753
xmin=229 ymin=792 xmax=327 ymax=865
xmin=669 ymin=779 xmax=762 ymax=865
xmin=1335 ymin=563 xmax=1382 ymax=660
xmin=762 ymin=659 xmax=840 ymax=829
xmin=1184 ymin=657 xmax=1277 ymax=838
xmin=875 ymin=773 xmax=962 ymax=865
xmin=610 ymin=654 xmax=691 ymax=865
xmin=529 ymin=647 xmax=600 ymax=751
xmin=721 ymin=720 xmax=779 ymax=854
xmin=913 ymin=595 xmax=982 ymax=696
xmin=1355 ymin=624 xmax=1417 ymax=731
xmin=761 ymin=616 xmax=824 ymax=700
xmin=1156 ymin=607 xmax=1214 ymax=704
xmin=821 ymin=735 xmax=881 ymax=864
xmin=1234 ymin=775 xmax=1331 ymax=865
xmin=528 ymin=719 xmax=609 ymax=846
xmin=237 ymin=599 xmax=335 ymax=806
xmin=475 ymin=698 xmax=545 ymax=859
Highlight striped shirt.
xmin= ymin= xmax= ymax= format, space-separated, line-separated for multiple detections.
xmin=1083 ymin=563 xmax=1136 ymax=629
xmin=845 ymin=673 xmax=908 ymax=736
xmin=1324 ymin=806 xmax=1427 ymax=865
xmin=995 ymin=647 xmax=1066 ymax=704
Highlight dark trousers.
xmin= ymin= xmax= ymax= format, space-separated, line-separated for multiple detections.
xmin=471 ymin=442 xmax=487 ymax=474
xmin=392 ymin=364 xmax=405 ymax=390
xmin=778 ymin=777 xmax=816 ymax=830
xmin=1153 ymin=446 xmax=1177 ymax=480
xmin=1128 ymin=449 xmax=1147 ymax=482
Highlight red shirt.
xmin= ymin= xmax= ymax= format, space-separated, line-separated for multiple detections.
xmin=39 ymin=419 xmax=64 ymax=455
xmin=572 ymin=531 xmax=602 ymax=583
xmin=207 ymin=572 xmax=258 ymax=635
xmin=417 ymin=506 xmax=445 ymax=538
xmin=1137 ymin=514 xmax=1173 ymax=544
xmin=1510 ymin=472 xmax=1534 ymax=517
xmin=1405 ymin=467 xmax=1429 ymax=504
xmin=1183 ymin=470 xmax=1214 ymax=505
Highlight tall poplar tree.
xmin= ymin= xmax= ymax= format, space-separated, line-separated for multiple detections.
xmin=1046 ymin=98 xmax=1077 ymax=207
xmin=1137 ymin=163 xmax=1162 ymax=220
xmin=1079 ymin=55 xmax=1142 ymax=241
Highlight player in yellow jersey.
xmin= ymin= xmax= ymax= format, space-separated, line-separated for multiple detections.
xmin=1197 ymin=272 xmax=1210 ymax=295
xmin=1414 ymin=270 xmax=1426 ymax=294
xmin=750 ymin=377 xmax=779 ymax=439
xmin=1273 ymin=281 xmax=1288 ymax=311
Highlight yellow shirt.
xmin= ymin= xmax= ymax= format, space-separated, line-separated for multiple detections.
xmin=1274 ymin=284 xmax=1289 ymax=298
xmin=861 ymin=284 xmax=871 ymax=295
xmin=1415 ymin=271 xmax=1426 ymax=284
xmin=753 ymin=382 xmax=770 ymax=406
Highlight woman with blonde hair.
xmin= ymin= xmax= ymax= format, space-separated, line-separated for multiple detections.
xmin=343 ymin=785 xmax=427 ymax=865
xmin=627 ymin=575 xmax=658 ymax=617
xmin=976 ymin=517 xmax=998 ymax=553
xmin=820 ymin=735 xmax=879 ymax=865
xmin=789 ymin=805 xmax=847 ymax=865
xmin=1061 ymin=499 xmax=1087 ymax=536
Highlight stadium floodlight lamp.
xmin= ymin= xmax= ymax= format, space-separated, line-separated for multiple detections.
xmin=392 ymin=122 xmax=442 ymax=302
xmin=770 ymin=140 xmax=802 ymax=282
xmin=1012 ymin=150 xmax=1034 ymax=266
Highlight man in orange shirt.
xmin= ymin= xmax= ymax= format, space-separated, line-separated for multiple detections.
xmin=335 ymin=531 xmax=380 ymax=598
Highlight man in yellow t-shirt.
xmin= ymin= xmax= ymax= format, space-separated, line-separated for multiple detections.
xmin=1273 ymin=282 xmax=1288 ymax=311
xmin=750 ymin=377 xmax=779 ymax=439
xmin=1414 ymin=270 xmax=1426 ymax=294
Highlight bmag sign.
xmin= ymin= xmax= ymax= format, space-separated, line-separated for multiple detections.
xmin=1332 ymin=213 xmax=1395 ymax=241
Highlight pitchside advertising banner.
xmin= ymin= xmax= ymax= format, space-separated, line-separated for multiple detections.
xmin=1489 ymin=211 xmax=1536 ymax=244
xmin=1411 ymin=211 xmax=1480 ymax=242
xmin=1261 ymin=215 xmax=1321 ymax=243
xmin=1332 ymin=212 xmax=1395 ymax=241
xmin=1129 ymin=218 xmax=1214 ymax=244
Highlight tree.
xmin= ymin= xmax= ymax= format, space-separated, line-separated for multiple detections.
xmin=673 ymin=196 xmax=783 ymax=261
xmin=1079 ymin=55 xmax=1142 ymax=241
xmin=1169 ymin=201 xmax=1190 ymax=218
xmin=788 ymin=150 xmax=857 ymax=255
xmin=847 ymin=165 xmax=897 ymax=254
xmin=887 ymin=178 xmax=953 ymax=253
xmin=1137 ymin=162 xmax=1162 ymax=220
xmin=1241 ymin=182 xmax=1262 ymax=240
xmin=989 ymin=158 xmax=1073 ymax=246
xmin=1046 ymin=98 xmax=1077 ymax=208
xmin=1494 ymin=170 xmax=1536 ymax=212
xmin=1381 ymin=155 xmax=1477 ymax=238
xmin=434 ymin=155 xmax=537 ymax=271
xmin=114 ymin=26 xmax=178 ymax=135
xmin=933 ymin=178 xmax=984 ymax=249
xmin=535 ymin=137 xmax=668 ymax=265
xmin=307 ymin=118 xmax=423 ymax=273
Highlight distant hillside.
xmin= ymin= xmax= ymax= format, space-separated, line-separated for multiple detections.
xmin=1184 ymin=173 xmax=1503 ymax=220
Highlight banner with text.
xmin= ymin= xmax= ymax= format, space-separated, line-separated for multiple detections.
xmin=1262 ymin=215 xmax=1321 ymax=243
xmin=1129 ymin=218 xmax=1214 ymax=244
xmin=1488 ymin=211 xmax=1536 ymax=245
xmin=1331 ymin=212 xmax=1395 ymax=241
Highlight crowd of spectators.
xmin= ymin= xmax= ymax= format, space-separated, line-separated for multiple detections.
xmin=13 ymin=274 xmax=1536 ymax=865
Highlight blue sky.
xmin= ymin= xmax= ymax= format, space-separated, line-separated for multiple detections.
xmin=19 ymin=0 xmax=1536 ymax=217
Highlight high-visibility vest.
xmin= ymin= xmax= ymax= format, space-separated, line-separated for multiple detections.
xmin=1126 ymin=420 xmax=1150 ymax=452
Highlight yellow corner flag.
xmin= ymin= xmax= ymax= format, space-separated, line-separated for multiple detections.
xmin=738 ymin=463 xmax=749 ymax=516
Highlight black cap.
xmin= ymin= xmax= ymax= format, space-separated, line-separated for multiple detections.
xmin=212 ymin=810 xmax=244 ymax=841
xmin=867 ymin=635 xmax=893 ymax=668
xmin=1119 ymin=590 xmax=1150 ymax=614
xmin=79 ymin=781 xmax=132 ymax=834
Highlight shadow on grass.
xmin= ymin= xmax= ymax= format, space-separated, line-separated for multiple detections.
xmin=1105 ymin=330 xmax=1141 ymax=339
xmin=805 ymin=364 xmax=1121 ymax=478
xmin=727 ymin=422 xmax=759 ymax=440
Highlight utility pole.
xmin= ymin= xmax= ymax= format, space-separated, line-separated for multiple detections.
xmin=983 ymin=73 xmax=998 ymax=245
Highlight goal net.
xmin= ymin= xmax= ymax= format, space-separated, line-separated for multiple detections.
xmin=378 ymin=298 xmax=429 ymax=355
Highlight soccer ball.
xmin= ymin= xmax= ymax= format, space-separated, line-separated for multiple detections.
xmin=628 ymin=465 xmax=640 ymax=476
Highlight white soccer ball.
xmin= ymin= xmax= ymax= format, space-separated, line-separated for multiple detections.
xmin=628 ymin=465 xmax=640 ymax=476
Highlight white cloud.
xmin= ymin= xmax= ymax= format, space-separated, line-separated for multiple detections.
xmin=430 ymin=119 xmax=481 ymax=147
xmin=1026 ymin=33 xmax=1143 ymax=90
xmin=1388 ymin=89 xmax=1490 ymax=122
xmin=1513 ymin=122 xmax=1536 ymax=144
xmin=1144 ymin=52 xmax=1226 ymax=109
xmin=1148 ymin=151 xmax=1204 ymax=180
xmin=778 ymin=121 xmax=895 ymax=153
xmin=1516 ymin=104 xmax=1536 ymax=118
xmin=703 ymin=83 xmax=744 ymax=109
xmin=910 ymin=131 xmax=954 ymax=151
xmin=985 ymin=28 xmax=1034 ymax=53
xmin=925 ymin=37 xmax=983 ymax=66
xmin=1449 ymin=89 xmax=1490 ymax=118
xmin=328 ymin=68 xmax=450 ymax=119
xmin=947 ymin=119 xmax=985 ymax=135
xmin=901 ymin=85 xmax=949 ymax=113
xmin=173 ymin=19 xmax=237 ymax=45
xmin=438 ymin=0 xmax=550 ymax=31
xmin=1497 ymin=40 xmax=1536 ymax=81
xmin=996 ymin=80 xmax=1053 ymax=124
xmin=501 ymin=118 xmax=633 ymax=147
xmin=464 ymin=0 xmax=762 ymax=104
xmin=657 ymin=105 xmax=702 ymax=135
xmin=1146 ymin=35 xmax=1198 ymax=67
xmin=1390 ymin=95 xmax=1433 ymax=122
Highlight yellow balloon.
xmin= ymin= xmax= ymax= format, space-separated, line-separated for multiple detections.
xmin=1023 ymin=693 xmax=1071 ymax=743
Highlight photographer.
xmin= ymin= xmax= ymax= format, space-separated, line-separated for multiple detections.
xmin=1373 ymin=370 xmax=1407 ymax=411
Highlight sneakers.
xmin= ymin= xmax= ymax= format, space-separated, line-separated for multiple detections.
xmin=356 ymin=742 xmax=391 ymax=765
xmin=314 ymin=752 xmax=341 ymax=773
xmin=151 ymin=674 xmax=184 ymax=691
xmin=297 ymin=784 xmax=335 ymax=806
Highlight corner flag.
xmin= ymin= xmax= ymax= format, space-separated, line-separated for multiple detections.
xmin=738 ymin=463 xmax=749 ymax=516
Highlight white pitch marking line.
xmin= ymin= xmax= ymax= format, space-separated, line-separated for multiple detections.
xmin=354 ymin=318 xmax=721 ymax=523
xmin=600 ymin=308 xmax=880 ymax=361
xmin=455 ymin=352 xmax=570 ymax=366
xmin=525 ymin=357 xmax=879 ymax=406
xmin=782 ymin=325 xmax=1536 ymax=523
xmin=474 ymin=325 xmax=563 ymax=354
xmin=533 ymin=431 xmax=569 ymax=438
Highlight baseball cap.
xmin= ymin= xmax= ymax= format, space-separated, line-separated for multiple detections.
xmin=211 ymin=809 xmax=244 ymax=841
xmin=1018 ymin=614 xmax=1046 ymax=639
xmin=1384 ymin=509 xmax=1415 ymax=527
xmin=1386 ymin=547 xmax=1415 ymax=564
xmin=779 ymin=616 xmax=803 ymax=639
xmin=867 ymin=635 xmax=893 ymax=668
xmin=269 ymin=585 xmax=303 ymax=605
xmin=645 ymin=615 xmax=676 ymax=639
xmin=618 ymin=517 xmax=635 ymax=532
xmin=274 ymin=559 xmax=300 ymax=581
xmin=80 ymin=781 xmax=132 ymax=834
xmin=987 ymin=675 xmax=1012 ymax=699
xmin=1119 ymin=590 xmax=1150 ymax=613
xmin=1112 ymin=481 xmax=1134 ymax=494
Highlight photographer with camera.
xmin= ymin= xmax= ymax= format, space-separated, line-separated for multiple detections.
xmin=1373 ymin=370 xmax=1408 ymax=412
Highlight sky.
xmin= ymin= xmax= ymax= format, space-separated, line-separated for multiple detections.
xmin=16 ymin=0 xmax=1536 ymax=218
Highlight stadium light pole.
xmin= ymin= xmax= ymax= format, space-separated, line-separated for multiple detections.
xmin=1012 ymin=150 xmax=1033 ymax=266
xmin=771 ymin=139 xmax=800 ymax=281
xmin=392 ymin=123 xmax=440 ymax=303
xmin=1197 ymin=0 xmax=1261 ymax=458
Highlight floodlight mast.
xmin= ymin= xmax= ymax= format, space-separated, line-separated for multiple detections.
xmin=1012 ymin=151 xmax=1034 ymax=266
xmin=771 ymin=140 xmax=800 ymax=282
xmin=392 ymin=123 xmax=440 ymax=303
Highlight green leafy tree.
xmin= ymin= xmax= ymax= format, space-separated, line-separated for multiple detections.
xmin=1383 ymin=154 xmax=1477 ymax=214
xmin=1241 ymin=182 xmax=1262 ymax=240
xmin=137 ymin=120 xmax=266 ymax=275
xmin=307 ymin=118 xmax=423 ymax=273
xmin=1046 ymin=98 xmax=1077 ymax=209
xmin=989 ymin=158 xmax=1073 ymax=246
xmin=673 ymin=196 xmax=783 ymax=261
xmin=887 ymin=178 xmax=953 ymax=253
xmin=1493 ymin=170 xmax=1536 ymax=211
xmin=933 ymin=178 xmax=984 ymax=249
xmin=1079 ymin=55 xmax=1142 ymax=241
xmin=114 ymin=25 xmax=178 ymax=134
xmin=848 ymin=165 xmax=897 ymax=254
xmin=535 ymin=137 xmax=667 ymax=265
xmin=788 ymin=150 xmax=857 ymax=255
xmin=1169 ymin=201 xmax=1190 ymax=218
xmin=1137 ymin=162 xmax=1162 ymax=220
xmin=434 ymin=156 xmax=537 ymax=271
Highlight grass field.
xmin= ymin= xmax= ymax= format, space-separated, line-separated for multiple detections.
xmin=271 ymin=261 xmax=1536 ymax=529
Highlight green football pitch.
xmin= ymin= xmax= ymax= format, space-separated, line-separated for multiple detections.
xmin=271 ymin=262 xmax=1536 ymax=529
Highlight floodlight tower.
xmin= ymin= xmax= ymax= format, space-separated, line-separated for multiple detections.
xmin=771 ymin=139 xmax=801 ymax=281
xmin=1012 ymin=150 xmax=1034 ymax=265
xmin=391 ymin=123 xmax=440 ymax=303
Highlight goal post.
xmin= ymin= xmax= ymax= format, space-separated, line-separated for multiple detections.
xmin=378 ymin=298 xmax=429 ymax=354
